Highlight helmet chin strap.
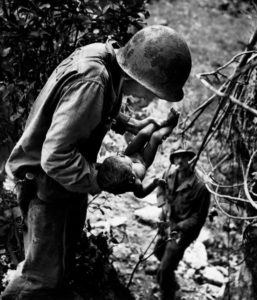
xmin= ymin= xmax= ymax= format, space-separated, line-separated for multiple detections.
xmin=116 ymin=74 xmax=125 ymax=100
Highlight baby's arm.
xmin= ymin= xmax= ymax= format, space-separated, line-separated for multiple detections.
xmin=133 ymin=178 xmax=165 ymax=198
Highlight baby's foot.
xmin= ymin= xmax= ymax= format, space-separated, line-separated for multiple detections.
xmin=161 ymin=108 xmax=180 ymax=127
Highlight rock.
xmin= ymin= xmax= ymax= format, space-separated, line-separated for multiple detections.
xmin=2 ymin=269 xmax=17 ymax=287
xmin=91 ymin=220 xmax=111 ymax=235
xmin=134 ymin=205 xmax=161 ymax=226
xmin=197 ymin=227 xmax=213 ymax=244
xmin=141 ymin=193 xmax=157 ymax=205
xmin=144 ymin=255 xmax=159 ymax=275
xmin=110 ymin=216 xmax=127 ymax=227
xmin=216 ymin=266 xmax=229 ymax=277
xmin=91 ymin=216 xmax=127 ymax=230
xmin=144 ymin=265 xmax=158 ymax=276
xmin=112 ymin=243 xmax=131 ymax=260
xmin=183 ymin=241 xmax=208 ymax=269
xmin=184 ymin=268 xmax=195 ymax=279
xmin=201 ymin=283 xmax=225 ymax=298
xmin=201 ymin=266 xmax=227 ymax=286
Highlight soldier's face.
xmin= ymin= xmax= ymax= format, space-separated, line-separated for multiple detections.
xmin=121 ymin=77 xmax=156 ymax=102
xmin=173 ymin=155 xmax=190 ymax=171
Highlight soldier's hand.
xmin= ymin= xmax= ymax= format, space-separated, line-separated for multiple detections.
xmin=170 ymin=230 xmax=183 ymax=244
xmin=157 ymin=221 xmax=168 ymax=236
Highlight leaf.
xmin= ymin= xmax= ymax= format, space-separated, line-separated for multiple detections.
xmin=102 ymin=4 xmax=111 ymax=14
xmin=93 ymin=28 xmax=100 ymax=34
xmin=10 ymin=107 xmax=25 ymax=122
xmin=137 ymin=12 xmax=145 ymax=19
xmin=109 ymin=4 xmax=120 ymax=11
xmin=39 ymin=4 xmax=51 ymax=10
xmin=1 ymin=48 xmax=11 ymax=58
xmin=28 ymin=31 xmax=41 ymax=38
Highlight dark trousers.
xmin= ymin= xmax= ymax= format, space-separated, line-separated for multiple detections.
xmin=156 ymin=237 xmax=192 ymax=300
xmin=1 ymin=194 xmax=87 ymax=300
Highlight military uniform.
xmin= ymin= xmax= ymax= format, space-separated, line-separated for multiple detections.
xmin=155 ymin=164 xmax=210 ymax=300
xmin=2 ymin=41 xmax=126 ymax=300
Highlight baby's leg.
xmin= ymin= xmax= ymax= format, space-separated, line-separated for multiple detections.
xmin=124 ymin=123 xmax=158 ymax=156
xmin=142 ymin=126 xmax=174 ymax=168
xmin=159 ymin=108 xmax=179 ymax=128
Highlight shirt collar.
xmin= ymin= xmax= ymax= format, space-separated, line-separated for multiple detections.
xmin=175 ymin=171 xmax=197 ymax=192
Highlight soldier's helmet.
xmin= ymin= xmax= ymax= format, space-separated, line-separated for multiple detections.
xmin=116 ymin=25 xmax=192 ymax=102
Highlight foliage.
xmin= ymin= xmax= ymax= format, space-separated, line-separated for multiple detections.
xmin=0 ymin=1 xmax=149 ymax=295
xmin=0 ymin=0 xmax=149 ymax=141
xmin=64 ymin=231 xmax=134 ymax=300
xmin=217 ymin=0 xmax=254 ymax=16
xmin=0 ymin=188 xmax=24 ymax=293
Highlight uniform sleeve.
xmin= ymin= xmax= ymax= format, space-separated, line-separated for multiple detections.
xmin=176 ymin=185 xmax=210 ymax=234
xmin=156 ymin=174 xmax=166 ymax=207
xmin=41 ymin=79 xmax=105 ymax=194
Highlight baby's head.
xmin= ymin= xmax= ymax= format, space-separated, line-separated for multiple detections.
xmin=97 ymin=155 xmax=136 ymax=194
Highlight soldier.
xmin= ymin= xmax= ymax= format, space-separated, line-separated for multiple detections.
xmin=2 ymin=25 xmax=192 ymax=300
xmin=154 ymin=148 xmax=210 ymax=300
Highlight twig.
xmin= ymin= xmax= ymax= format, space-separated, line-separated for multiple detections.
xmin=207 ymin=179 xmax=244 ymax=190
xmin=180 ymin=81 xmax=228 ymax=133
xmin=126 ymin=231 xmax=159 ymax=288
xmin=230 ymin=94 xmax=257 ymax=117
xmin=243 ymin=150 xmax=257 ymax=210
xmin=210 ymin=153 xmax=231 ymax=173
xmin=204 ymin=102 xmax=232 ymax=147
xmin=238 ymin=29 xmax=257 ymax=66
xmin=198 ymin=51 xmax=257 ymax=77
xmin=198 ymin=165 xmax=244 ymax=189
xmin=88 ymin=192 xmax=107 ymax=205
xmin=198 ymin=76 xmax=257 ymax=117
xmin=192 ymin=29 xmax=257 ymax=164
xmin=191 ymin=93 xmax=228 ymax=169
xmin=206 ymin=183 xmax=257 ymax=220
xmin=206 ymin=183 xmax=249 ymax=204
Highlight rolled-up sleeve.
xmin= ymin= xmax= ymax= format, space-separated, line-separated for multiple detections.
xmin=41 ymin=79 xmax=105 ymax=194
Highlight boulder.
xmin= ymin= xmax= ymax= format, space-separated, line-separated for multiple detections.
xmin=134 ymin=205 xmax=161 ymax=226
xmin=200 ymin=266 xmax=227 ymax=286
xmin=183 ymin=241 xmax=208 ymax=269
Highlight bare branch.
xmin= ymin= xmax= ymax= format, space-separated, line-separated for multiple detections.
xmin=197 ymin=76 xmax=257 ymax=117
xmin=196 ymin=167 xmax=245 ymax=196
xmin=198 ymin=51 xmax=257 ymax=78
xmin=180 ymin=81 xmax=228 ymax=133
xmin=243 ymin=150 xmax=257 ymax=210
xmin=206 ymin=183 xmax=257 ymax=220
xmin=210 ymin=153 xmax=231 ymax=173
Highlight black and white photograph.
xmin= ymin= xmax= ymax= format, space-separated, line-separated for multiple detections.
xmin=0 ymin=0 xmax=256 ymax=299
